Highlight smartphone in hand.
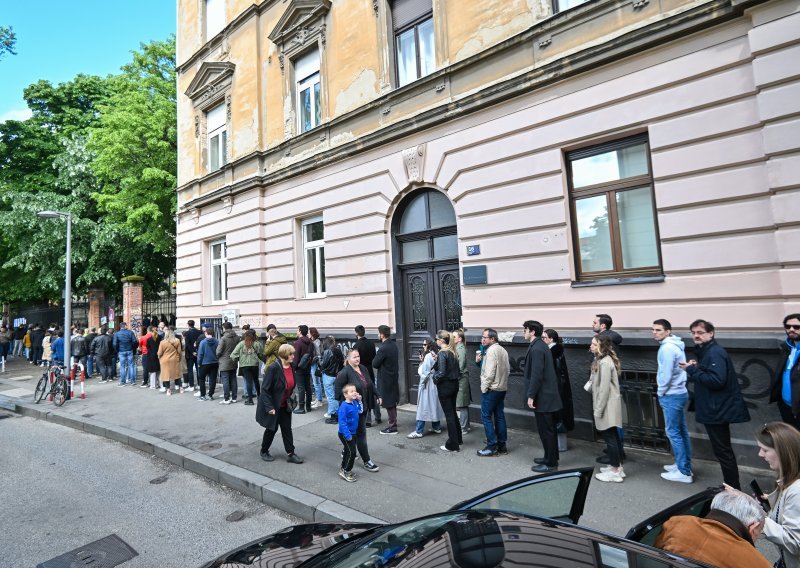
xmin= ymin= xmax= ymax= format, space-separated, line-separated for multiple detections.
xmin=750 ymin=479 xmax=771 ymax=512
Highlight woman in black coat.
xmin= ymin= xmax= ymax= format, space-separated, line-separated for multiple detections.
xmin=334 ymin=349 xmax=382 ymax=472
xmin=432 ymin=330 xmax=462 ymax=453
xmin=144 ymin=326 xmax=161 ymax=389
xmin=256 ymin=344 xmax=304 ymax=464
xmin=543 ymin=329 xmax=575 ymax=433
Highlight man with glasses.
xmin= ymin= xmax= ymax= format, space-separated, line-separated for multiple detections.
xmin=771 ymin=314 xmax=800 ymax=430
xmin=680 ymin=319 xmax=750 ymax=489
xmin=476 ymin=328 xmax=510 ymax=457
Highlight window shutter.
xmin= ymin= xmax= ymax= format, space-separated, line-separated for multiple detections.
xmin=295 ymin=49 xmax=320 ymax=82
xmin=391 ymin=0 xmax=432 ymax=31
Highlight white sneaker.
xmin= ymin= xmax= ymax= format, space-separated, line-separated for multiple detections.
xmin=193 ymin=391 xmax=201 ymax=397
xmin=159 ymin=387 xmax=166 ymax=393
xmin=220 ymin=399 xmax=231 ymax=405
xmin=661 ymin=469 xmax=693 ymax=483
xmin=663 ymin=463 xmax=678 ymax=472
xmin=230 ymin=399 xmax=237 ymax=404
xmin=324 ymin=413 xmax=331 ymax=419
xmin=595 ymin=469 xmax=625 ymax=483
xmin=182 ymin=383 xmax=188 ymax=388
xmin=600 ymin=465 xmax=626 ymax=478
xmin=407 ymin=431 xmax=423 ymax=439
xmin=185 ymin=386 xmax=194 ymax=392
xmin=310 ymin=400 xmax=323 ymax=409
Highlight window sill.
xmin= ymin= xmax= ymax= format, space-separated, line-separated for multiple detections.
xmin=210 ymin=300 xmax=229 ymax=305
xmin=570 ymin=275 xmax=664 ymax=288
xmin=302 ymin=293 xmax=326 ymax=300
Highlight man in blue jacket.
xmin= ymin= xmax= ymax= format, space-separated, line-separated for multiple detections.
xmin=680 ymin=319 xmax=750 ymax=489
xmin=112 ymin=322 xmax=139 ymax=386
xmin=770 ymin=313 xmax=800 ymax=430
xmin=196 ymin=328 xmax=219 ymax=400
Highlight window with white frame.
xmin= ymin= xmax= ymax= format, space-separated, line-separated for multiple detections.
xmin=295 ymin=50 xmax=321 ymax=133
xmin=391 ymin=0 xmax=435 ymax=87
xmin=302 ymin=217 xmax=325 ymax=297
xmin=206 ymin=0 xmax=225 ymax=39
xmin=210 ymin=238 xmax=228 ymax=303
xmin=207 ymin=103 xmax=227 ymax=172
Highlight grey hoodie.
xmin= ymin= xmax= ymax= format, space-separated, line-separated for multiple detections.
xmin=657 ymin=335 xmax=688 ymax=397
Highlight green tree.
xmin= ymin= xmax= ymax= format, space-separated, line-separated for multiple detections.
xmin=89 ymin=37 xmax=177 ymax=289
xmin=0 ymin=25 xmax=16 ymax=59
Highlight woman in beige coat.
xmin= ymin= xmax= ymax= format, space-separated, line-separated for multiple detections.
xmin=590 ymin=335 xmax=624 ymax=483
xmin=157 ymin=328 xmax=183 ymax=395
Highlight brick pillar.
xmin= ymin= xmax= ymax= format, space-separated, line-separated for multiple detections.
xmin=122 ymin=276 xmax=145 ymax=337
xmin=88 ymin=289 xmax=104 ymax=329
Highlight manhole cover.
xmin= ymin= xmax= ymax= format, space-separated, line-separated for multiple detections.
xmin=37 ymin=533 xmax=138 ymax=568
xmin=225 ymin=510 xmax=246 ymax=522
xmin=149 ymin=475 xmax=169 ymax=485
xmin=199 ymin=442 xmax=223 ymax=451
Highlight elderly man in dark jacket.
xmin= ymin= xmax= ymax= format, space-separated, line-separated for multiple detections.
xmin=681 ymin=319 xmax=750 ymax=489
xmin=373 ymin=325 xmax=400 ymax=434
xmin=523 ymin=320 xmax=563 ymax=472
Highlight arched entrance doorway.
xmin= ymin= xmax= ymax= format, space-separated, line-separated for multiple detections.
xmin=393 ymin=189 xmax=463 ymax=404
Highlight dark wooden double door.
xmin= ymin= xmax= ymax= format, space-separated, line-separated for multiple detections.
xmin=401 ymin=263 xmax=463 ymax=404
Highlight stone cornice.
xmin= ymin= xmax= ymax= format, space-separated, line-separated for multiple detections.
xmin=178 ymin=0 xmax=767 ymax=210
xmin=184 ymin=61 xmax=236 ymax=106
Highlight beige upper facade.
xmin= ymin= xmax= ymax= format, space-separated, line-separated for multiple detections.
xmin=175 ymin=0 xmax=800 ymax=334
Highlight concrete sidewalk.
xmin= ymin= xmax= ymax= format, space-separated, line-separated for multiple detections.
xmin=0 ymin=356 xmax=773 ymax=537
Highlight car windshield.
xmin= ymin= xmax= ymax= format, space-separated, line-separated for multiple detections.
xmin=305 ymin=511 xmax=505 ymax=568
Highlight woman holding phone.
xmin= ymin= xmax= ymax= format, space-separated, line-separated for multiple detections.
xmin=755 ymin=421 xmax=800 ymax=568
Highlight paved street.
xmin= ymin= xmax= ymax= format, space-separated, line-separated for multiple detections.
xmin=0 ymin=355 xmax=782 ymax=564
xmin=0 ymin=409 xmax=299 ymax=567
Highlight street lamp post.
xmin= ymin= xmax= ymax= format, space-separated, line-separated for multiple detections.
xmin=37 ymin=210 xmax=71 ymax=368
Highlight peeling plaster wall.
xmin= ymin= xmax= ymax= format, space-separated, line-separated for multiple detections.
xmin=177 ymin=0 xmax=201 ymax=66
xmin=228 ymin=19 xmax=260 ymax=157
xmin=444 ymin=0 xmax=541 ymax=63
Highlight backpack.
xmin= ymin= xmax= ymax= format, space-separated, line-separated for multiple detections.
xmin=296 ymin=352 xmax=313 ymax=372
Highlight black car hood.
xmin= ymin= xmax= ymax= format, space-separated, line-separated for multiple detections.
xmin=201 ymin=522 xmax=380 ymax=567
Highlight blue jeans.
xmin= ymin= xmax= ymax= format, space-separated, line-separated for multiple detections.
xmin=118 ymin=351 xmax=136 ymax=384
xmin=311 ymin=363 xmax=323 ymax=401
xmin=86 ymin=354 xmax=94 ymax=376
xmin=659 ymin=393 xmax=692 ymax=475
xmin=415 ymin=420 xmax=441 ymax=435
xmin=481 ymin=390 xmax=507 ymax=449
xmin=323 ymin=373 xmax=339 ymax=415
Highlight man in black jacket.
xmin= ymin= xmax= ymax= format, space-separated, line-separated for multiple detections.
xmin=182 ymin=320 xmax=203 ymax=392
xmin=30 ymin=324 xmax=45 ymax=366
xmin=523 ymin=320 xmax=563 ymax=472
xmin=354 ymin=325 xmax=380 ymax=426
xmin=680 ymin=319 xmax=750 ymax=489
xmin=293 ymin=325 xmax=314 ymax=413
xmin=91 ymin=328 xmax=115 ymax=383
xmin=84 ymin=327 xmax=97 ymax=376
xmin=771 ymin=313 xmax=800 ymax=430
xmin=373 ymin=325 xmax=399 ymax=435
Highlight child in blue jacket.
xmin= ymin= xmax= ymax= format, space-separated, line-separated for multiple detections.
xmin=338 ymin=384 xmax=362 ymax=482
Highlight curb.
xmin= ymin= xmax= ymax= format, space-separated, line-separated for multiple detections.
xmin=1 ymin=394 xmax=383 ymax=525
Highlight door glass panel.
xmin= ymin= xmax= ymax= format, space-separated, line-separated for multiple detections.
xmin=432 ymin=235 xmax=457 ymax=259
xmin=428 ymin=191 xmax=456 ymax=228
xmin=616 ymin=187 xmax=658 ymax=269
xmin=575 ymin=194 xmax=613 ymax=273
xmin=461 ymin=475 xmax=582 ymax=522
xmin=396 ymin=27 xmax=417 ymax=87
xmin=399 ymin=194 xmax=427 ymax=234
xmin=409 ymin=275 xmax=428 ymax=332
xmin=440 ymin=273 xmax=462 ymax=330
xmin=417 ymin=19 xmax=435 ymax=78
xmin=571 ymin=142 xmax=648 ymax=188
xmin=402 ymin=240 xmax=429 ymax=262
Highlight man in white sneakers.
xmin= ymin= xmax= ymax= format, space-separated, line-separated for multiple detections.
xmin=653 ymin=319 xmax=693 ymax=483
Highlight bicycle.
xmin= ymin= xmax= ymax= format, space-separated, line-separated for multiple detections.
xmin=33 ymin=363 xmax=69 ymax=406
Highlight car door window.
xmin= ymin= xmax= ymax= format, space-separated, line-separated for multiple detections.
xmin=598 ymin=543 xmax=630 ymax=568
xmin=452 ymin=467 xmax=593 ymax=524
xmin=625 ymin=489 xmax=718 ymax=547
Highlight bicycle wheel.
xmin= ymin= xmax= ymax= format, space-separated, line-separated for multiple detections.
xmin=34 ymin=374 xmax=48 ymax=403
xmin=53 ymin=377 xmax=68 ymax=406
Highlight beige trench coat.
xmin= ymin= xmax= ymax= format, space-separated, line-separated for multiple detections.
xmin=157 ymin=338 xmax=183 ymax=382
xmin=591 ymin=355 xmax=622 ymax=431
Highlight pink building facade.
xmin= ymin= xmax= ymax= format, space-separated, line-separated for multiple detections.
xmin=176 ymin=0 xmax=800 ymax=462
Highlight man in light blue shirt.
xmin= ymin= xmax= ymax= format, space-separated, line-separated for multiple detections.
xmin=653 ymin=318 xmax=693 ymax=484
xmin=771 ymin=313 xmax=800 ymax=429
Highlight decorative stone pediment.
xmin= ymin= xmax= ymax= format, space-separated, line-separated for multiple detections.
xmin=268 ymin=0 xmax=331 ymax=46
xmin=184 ymin=62 xmax=236 ymax=107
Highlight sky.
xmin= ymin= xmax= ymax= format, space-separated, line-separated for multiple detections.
xmin=0 ymin=1 xmax=177 ymax=122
